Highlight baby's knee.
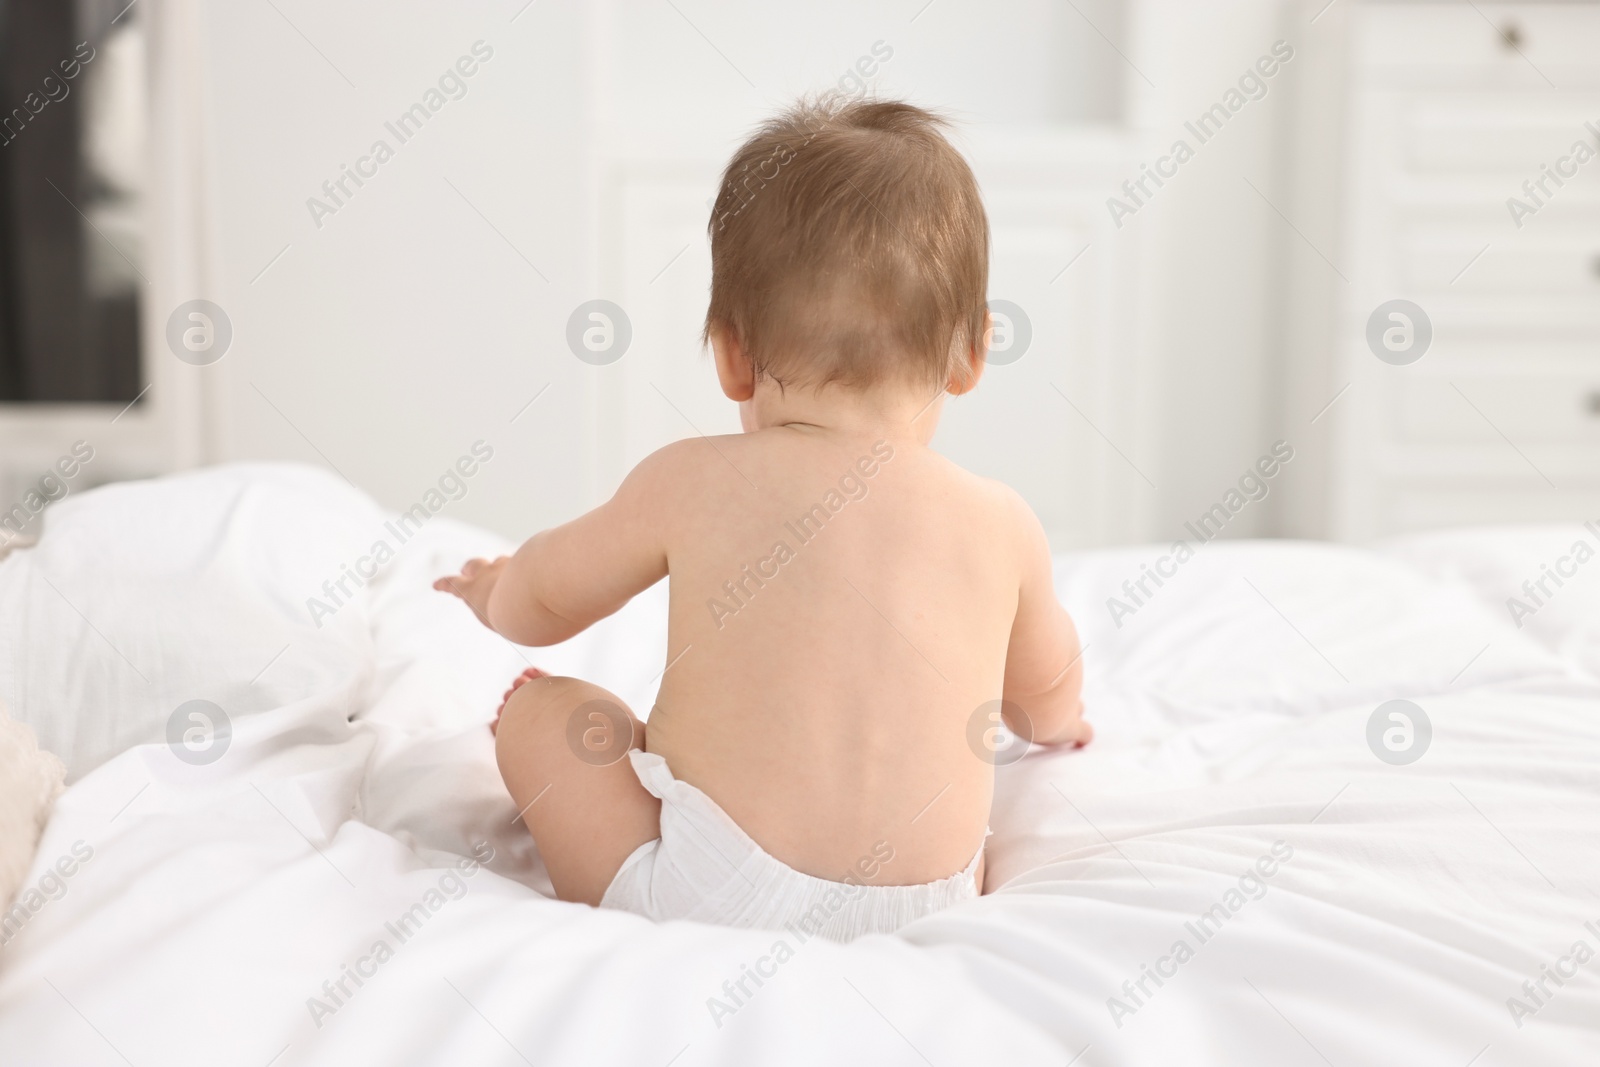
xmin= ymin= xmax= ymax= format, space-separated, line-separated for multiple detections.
xmin=494 ymin=676 xmax=574 ymax=754
xmin=494 ymin=682 xmax=563 ymax=796
xmin=494 ymin=676 xmax=630 ymax=764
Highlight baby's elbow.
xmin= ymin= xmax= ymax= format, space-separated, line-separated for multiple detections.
xmin=486 ymin=592 xmax=536 ymax=645
xmin=491 ymin=616 xmax=558 ymax=647
xmin=491 ymin=596 xmax=583 ymax=647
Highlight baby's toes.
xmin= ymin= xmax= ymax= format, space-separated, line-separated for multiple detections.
xmin=495 ymin=667 xmax=550 ymax=722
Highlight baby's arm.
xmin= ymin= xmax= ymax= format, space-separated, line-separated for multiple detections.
xmin=999 ymin=489 xmax=1091 ymax=747
xmin=437 ymin=446 xmax=677 ymax=646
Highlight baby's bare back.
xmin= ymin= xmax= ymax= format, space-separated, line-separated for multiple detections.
xmin=646 ymin=428 xmax=1021 ymax=886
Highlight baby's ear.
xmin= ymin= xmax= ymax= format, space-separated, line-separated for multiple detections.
xmin=946 ymin=317 xmax=988 ymax=396
xmin=710 ymin=323 xmax=756 ymax=402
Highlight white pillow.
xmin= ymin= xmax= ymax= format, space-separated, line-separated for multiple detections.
xmin=0 ymin=701 xmax=65 ymax=922
xmin=0 ymin=464 xmax=381 ymax=781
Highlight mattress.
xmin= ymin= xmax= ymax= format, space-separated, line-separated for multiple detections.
xmin=0 ymin=464 xmax=1596 ymax=1065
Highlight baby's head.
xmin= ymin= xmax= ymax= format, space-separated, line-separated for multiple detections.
xmin=704 ymin=97 xmax=990 ymax=414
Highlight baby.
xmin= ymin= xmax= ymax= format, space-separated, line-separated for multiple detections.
xmin=436 ymin=97 xmax=1090 ymax=941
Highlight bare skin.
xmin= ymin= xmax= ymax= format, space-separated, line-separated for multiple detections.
xmin=437 ymin=323 xmax=1090 ymax=906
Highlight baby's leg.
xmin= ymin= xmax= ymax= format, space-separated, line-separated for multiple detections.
xmin=494 ymin=676 xmax=660 ymax=905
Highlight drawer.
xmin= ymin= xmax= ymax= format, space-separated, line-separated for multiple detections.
xmin=1400 ymin=235 xmax=1600 ymax=296
xmin=1356 ymin=5 xmax=1600 ymax=81
xmin=1386 ymin=483 xmax=1600 ymax=534
xmin=1390 ymin=339 xmax=1600 ymax=373
xmin=1394 ymin=374 xmax=1600 ymax=445
xmin=1403 ymin=100 xmax=1600 ymax=175
xmin=1343 ymin=300 xmax=1600 ymax=351
xmin=1382 ymin=228 xmax=1600 ymax=340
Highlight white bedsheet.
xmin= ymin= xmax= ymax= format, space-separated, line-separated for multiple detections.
xmin=0 ymin=465 xmax=1596 ymax=1066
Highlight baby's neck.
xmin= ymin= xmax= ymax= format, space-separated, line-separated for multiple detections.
xmin=744 ymin=380 xmax=946 ymax=444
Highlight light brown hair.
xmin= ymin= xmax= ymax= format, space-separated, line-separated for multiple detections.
xmin=704 ymin=96 xmax=990 ymax=393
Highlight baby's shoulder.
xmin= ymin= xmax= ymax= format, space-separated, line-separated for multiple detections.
xmin=925 ymin=451 xmax=1032 ymax=518
xmin=622 ymin=435 xmax=765 ymax=504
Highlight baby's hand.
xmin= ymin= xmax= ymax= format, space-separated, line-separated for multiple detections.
xmin=433 ymin=556 xmax=508 ymax=629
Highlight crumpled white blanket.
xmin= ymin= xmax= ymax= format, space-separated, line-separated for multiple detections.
xmin=0 ymin=464 xmax=1595 ymax=1066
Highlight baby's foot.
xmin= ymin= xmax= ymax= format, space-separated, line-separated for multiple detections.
xmin=493 ymin=667 xmax=548 ymax=736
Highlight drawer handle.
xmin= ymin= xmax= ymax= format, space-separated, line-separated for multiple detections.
xmin=1500 ymin=22 xmax=1524 ymax=50
xmin=1588 ymin=391 xmax=1600 ymax=417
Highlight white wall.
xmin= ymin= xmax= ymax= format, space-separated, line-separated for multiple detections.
xmin=201 ymin=0 xmax=596 ymax=539
xmin=1122 ymin=0 xmax=1302 ymax=540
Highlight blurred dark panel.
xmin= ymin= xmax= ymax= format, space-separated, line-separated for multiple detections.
xmin=0 ymin=0 xmax=142 ymax=403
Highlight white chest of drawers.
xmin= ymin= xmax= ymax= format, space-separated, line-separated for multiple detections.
xmin=1323 ymin=3 xmax=1600 ymax=539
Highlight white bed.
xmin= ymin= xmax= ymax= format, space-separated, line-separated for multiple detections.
xmin=1 ymin=465 xmax=1596 ymax=1066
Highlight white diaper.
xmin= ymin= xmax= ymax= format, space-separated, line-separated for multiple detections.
xmin=599 ymin=750 xmax=985 ymax=942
